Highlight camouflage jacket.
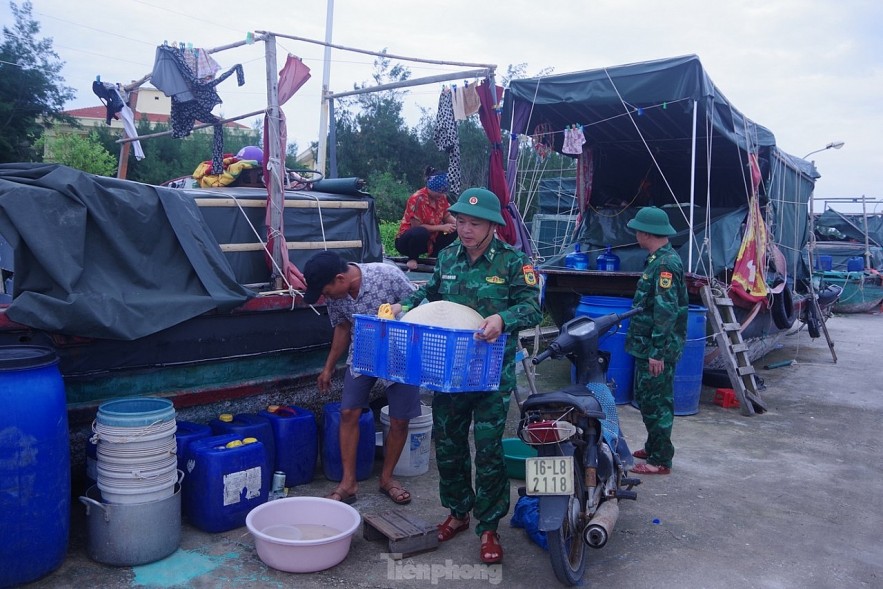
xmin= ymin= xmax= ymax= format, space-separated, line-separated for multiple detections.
xmin=400 ymin=237 xmax=542 ymax=392
xmin=625 ymin=242 xmax=688 ymax=362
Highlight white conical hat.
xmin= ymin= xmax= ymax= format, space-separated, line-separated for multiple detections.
xmin=400 ymin=300 xmax=484 ymax=330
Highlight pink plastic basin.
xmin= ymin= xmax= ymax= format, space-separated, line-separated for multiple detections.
xmin=246 ymin=497 xmax=361 ymax=573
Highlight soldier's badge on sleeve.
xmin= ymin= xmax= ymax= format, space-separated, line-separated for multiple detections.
xmin=659 ymin=271 xmax=673 ymax=289
xmin=523 ymin=264 xmax=537 ymax=285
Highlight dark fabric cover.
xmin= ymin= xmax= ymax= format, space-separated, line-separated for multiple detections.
xmin=503 ymin=55 xmax=820 ymax=285
xmin=0 ymin=164 xmax=253 ymax=340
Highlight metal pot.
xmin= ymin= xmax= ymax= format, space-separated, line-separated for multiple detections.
xmin=79 ymin=471 xmax=183 ymax=566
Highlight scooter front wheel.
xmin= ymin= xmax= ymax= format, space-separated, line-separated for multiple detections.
xmin=547 ymin=454 xmax=587 ymax=585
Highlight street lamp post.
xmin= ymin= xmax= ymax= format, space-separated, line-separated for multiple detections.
xmin=803 ymin=141 xmax=845 ymax=160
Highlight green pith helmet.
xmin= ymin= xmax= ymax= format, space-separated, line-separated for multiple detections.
xmin=626 ymin=206 xmax=676 ymax=236
xmin=448 ymin=188 xmax=506 ymax=225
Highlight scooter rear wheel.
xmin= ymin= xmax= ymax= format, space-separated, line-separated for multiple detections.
xmin=547 ymin=452 xmax=588 ymax=585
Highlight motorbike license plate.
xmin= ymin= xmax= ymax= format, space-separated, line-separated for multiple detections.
xmin=525 ymin=456 xmax=574 ymax=496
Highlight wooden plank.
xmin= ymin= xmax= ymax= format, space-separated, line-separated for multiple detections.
xmin=363 ymin=511 xmax=439 ymax=557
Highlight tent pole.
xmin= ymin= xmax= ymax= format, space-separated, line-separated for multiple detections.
xmin=688 ymin=99 xmax=698 ymax=272
xmin=264 ymin=33 xmax=285 ymax=289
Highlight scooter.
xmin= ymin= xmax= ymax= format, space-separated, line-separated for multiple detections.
xmin=517 ymin=309 xmax=642 ymax=586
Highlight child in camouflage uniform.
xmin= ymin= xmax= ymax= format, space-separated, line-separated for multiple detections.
xmin=394 ymin=187 xmax=542 ymax=564
xmin=624 ymin=207 xmax=688 ymax=475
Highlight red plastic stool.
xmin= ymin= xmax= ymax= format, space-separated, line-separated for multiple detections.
xmin=713 ymin=388 xmax=739 ymax=408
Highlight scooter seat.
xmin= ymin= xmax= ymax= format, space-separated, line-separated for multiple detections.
xmin=521 ymin=384 xmax=606 ymax=418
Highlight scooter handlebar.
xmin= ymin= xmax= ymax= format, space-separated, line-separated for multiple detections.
xmin=532 ymin=344 xmax=558 ymax=365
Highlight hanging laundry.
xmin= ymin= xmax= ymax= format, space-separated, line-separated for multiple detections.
xmin=461 ymin=82 xmax=481 ymax=117
xmin=91 ymin=81 xmax=144 ymax=160
xmin=562 ymin=125 xmax=586 ymax=155
xmin=182 ymin=48 xmax=222 ymax=81
xmin=451 ymin=85 xmax=467 ymax=121
xmin=150 ymin=45 xmax=245 ymax=174
xmin=433 ymin=88 xmax=462 ymax=196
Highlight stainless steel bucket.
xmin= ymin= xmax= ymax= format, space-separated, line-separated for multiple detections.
xmin=79 ymin=471 xmax=183 ymax=566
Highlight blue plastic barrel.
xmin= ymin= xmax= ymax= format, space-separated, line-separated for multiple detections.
xmin=322 ymin=402 xmax=375 ymax=482
xmin=183 ymin=433 xmax=269 ymax=533
xmin=0 ymin=346 xmax=70 ymax=588
xmin=210 ymin=413 xmax=275 ymax=473
xmin=575 ymin=296 xmax=635 ymax=404
xmin=673 ymin=305 xmax=708 ymax=416
xmin=260 ymin=405 xmax=318 ymax=487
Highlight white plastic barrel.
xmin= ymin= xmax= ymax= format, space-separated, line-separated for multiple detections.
xmin=380 ymin=405 xmax=432 ymax=477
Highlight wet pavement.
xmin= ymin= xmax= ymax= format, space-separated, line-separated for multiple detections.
xmin=18 ymin=312 xmax=883 ymax=588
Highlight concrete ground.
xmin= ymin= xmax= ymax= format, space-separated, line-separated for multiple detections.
xmin=21 ymin=312 xmax=882 ymax=589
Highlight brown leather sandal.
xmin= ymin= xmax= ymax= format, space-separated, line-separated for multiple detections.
xmin=437 ymin=514 xmax=470 ymax=542
xmin=480 ymin=530 xmax=503 ymax=564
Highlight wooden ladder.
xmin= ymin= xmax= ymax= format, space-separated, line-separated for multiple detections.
xmin=700 ymin=285 xmax=767 ymax=416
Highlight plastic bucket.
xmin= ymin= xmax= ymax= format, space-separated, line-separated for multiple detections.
xmin=380 ymin=404 xmax=433 ymax=477
xmin=673 ymin=305 xmax=707 ymax=416
xmin=260 ymin=406 xmax=318 ymax=487
xmin=97 ymin=397 xmax=175 ymax=428
xmin=575 ymin=295 xmax=635 ymax=404
xmin=0 ymin=346 xmax=69 ymax=588
xmin=322 ymin=402 xmax=374 ymax=482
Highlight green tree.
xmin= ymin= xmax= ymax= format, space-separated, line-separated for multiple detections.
xmin=0 ymin=1 xmax=75 ymax=162
xmin=39 ymin=131 xmax=117 ymax=176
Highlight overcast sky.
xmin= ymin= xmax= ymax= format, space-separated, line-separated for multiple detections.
xmin=4 ymin=0 xmax=881 ymax=211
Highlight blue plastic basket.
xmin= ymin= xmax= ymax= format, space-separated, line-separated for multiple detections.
xmin=351 ymin=314 xmax=507 ymax=393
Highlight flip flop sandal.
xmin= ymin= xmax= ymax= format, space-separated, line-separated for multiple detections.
xmin=379 ymin=484 xmax=411 ymax=505
xmin=437 ymin=514 xmax=470 ymax=542
xmin=480 ymin=531 xmax=503 ymax=564
xmin=632 ymin=448 xmax=649 ymax=459
xmin=631 ymin=463 xmax=671 ymax=475
xmin=325 ymin=488 xmax=358 ymax=504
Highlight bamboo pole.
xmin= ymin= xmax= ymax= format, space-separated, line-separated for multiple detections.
xmin=116 ymin=109 xmax=265 ymax=144
xmin=219 ymin=240 xmax=362 ymax=252
xmin=328 ymin=69 xmax=491 ymax=99
xmin=195 ymin=199 xmax=368 ymax=209
xmin=255 ymin=30 xmax=496 ymax=70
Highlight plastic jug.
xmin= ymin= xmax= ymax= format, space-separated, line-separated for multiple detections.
xmin=209 ymin=413 xmax=276 ymax=473
xmin=596 ymin=245 xmax=620 ymax=272
xmin=564 ymin=243 xmax=590 ymax=270
xmin=259 ymin=405 xmax=318 ymax=487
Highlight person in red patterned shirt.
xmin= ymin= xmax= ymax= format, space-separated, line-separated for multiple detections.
xmin=395 ymin=167 xmax=458 ymax=270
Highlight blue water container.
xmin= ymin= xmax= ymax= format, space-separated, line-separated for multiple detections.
xmin=565 ymin=243 xmax=589 ymax=270
xmin=673 ymin=305 xmax=708 ymax=416
xmin=846 ymin=257 xmax=864 ymax=272
xmin=0 ymin=346 xmax=70 ymax=588
xmin=816 ymin=255 xmax=833 ymax=271
xmin=175 ymin=421 xmax=212 ymax=475
xmin=322 ymin=402 xmax=375 ymax=482
xmin=183 ymin=433 xmax=269 ymax=533
xmin=575 ymin=296 xmax=635 ymax=404
xmin=596 ymin=245 xmax=621 ymax=272
xmin=259 ymin=405 xmax=318 ymax=487
xmin=210 ymin=413 xmax=275 ymax=473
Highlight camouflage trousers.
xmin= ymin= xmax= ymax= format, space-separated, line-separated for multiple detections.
xmin=633 ymin=358 xmax=675 ymax=468
xmin=432 ymin=390 xmax=511 ymax=535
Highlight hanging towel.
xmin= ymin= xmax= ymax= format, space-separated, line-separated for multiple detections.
xmin=451 ymin=85 xmax=466 ymax=121
xmin=182 ymin=48 xmax=222 ymax=80
xmin=462 ymin=82 xmax=481 ymax=117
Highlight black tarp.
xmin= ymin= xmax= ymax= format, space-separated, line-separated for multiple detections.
xmin=502 ymin=55 xmax=819 ymax=284
xmin=0 ymin=164 xmax=254 ymax=339
xmin=0 ymin=164 xmax=384 ymax=344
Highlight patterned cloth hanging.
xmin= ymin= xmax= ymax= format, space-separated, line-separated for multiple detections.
xmin=433 ymin=89 xmax=462 ymax=196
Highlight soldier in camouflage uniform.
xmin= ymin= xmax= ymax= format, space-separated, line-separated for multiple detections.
xmin=394 ymin=187 xmax=542 ymax=564
xmin=624 ymin=207 xmax=688 ymax=475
